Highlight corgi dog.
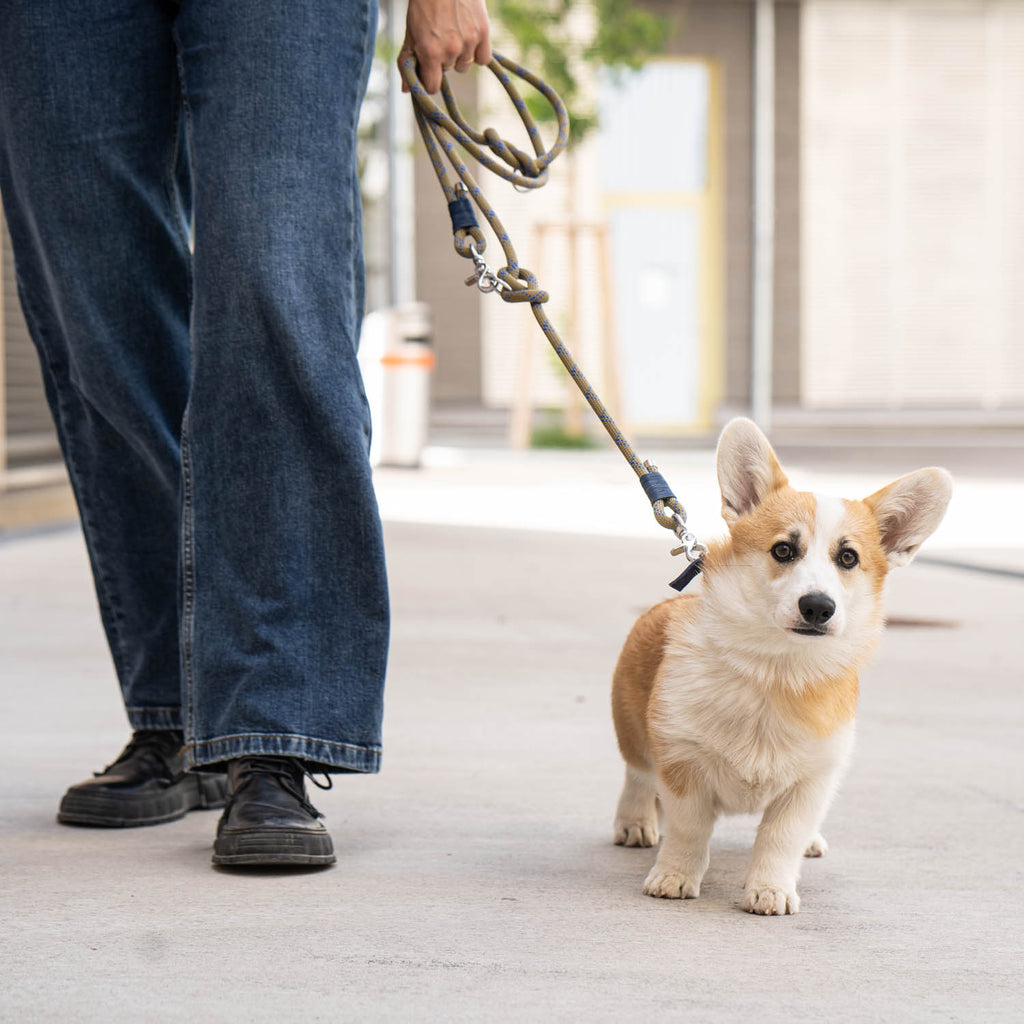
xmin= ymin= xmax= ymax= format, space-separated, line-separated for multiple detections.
xmin=611 ymin=418 xmax=952 ymax=915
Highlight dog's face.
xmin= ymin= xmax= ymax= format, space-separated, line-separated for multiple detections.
xmin=724 ymin=487 xmax=889 ymax=642
xmin=705 ymin=419 xmax=952 ymax=666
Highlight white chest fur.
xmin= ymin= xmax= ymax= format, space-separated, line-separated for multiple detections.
xmin=650 ymin=647 xmax=855 ymax=815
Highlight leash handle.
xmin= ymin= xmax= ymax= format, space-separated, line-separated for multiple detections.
xmin=403 ymin=54 xmax=706 ymax=570
xmin=400 ymin=54 xmax=568 ymax=193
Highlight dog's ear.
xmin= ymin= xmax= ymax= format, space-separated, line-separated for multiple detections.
xmin=716 ymin=418 xmax=789 ymax=524
xmin=863 ymin=468 xmax=953 ymax=568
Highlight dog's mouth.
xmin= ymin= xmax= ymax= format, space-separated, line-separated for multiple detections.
xmin=791 ymin=626 xmax=830 ymax=637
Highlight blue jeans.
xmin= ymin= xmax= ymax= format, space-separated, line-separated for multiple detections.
xmin=0 ymin=0 xmax=388 ymax=773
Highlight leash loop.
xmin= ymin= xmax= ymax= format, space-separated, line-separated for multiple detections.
xmin=496 ymin=265 xmax=547 ymax=304
xmin=405 ymin=54 xmax=706 ymax=574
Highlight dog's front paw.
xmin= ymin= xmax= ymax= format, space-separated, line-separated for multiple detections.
xmin=804 ymin=833 xmax=828 ymax=858
xmin=742 ymin=885 xmax=800 ymax=916
xmin=614 ymin=819 xmax=660 ymax=847
xmin=643 ymin=865 xmax=700 ymax=899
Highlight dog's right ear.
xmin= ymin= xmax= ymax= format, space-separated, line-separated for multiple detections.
xmin=716 ymin=418 xmax=789 ymax=524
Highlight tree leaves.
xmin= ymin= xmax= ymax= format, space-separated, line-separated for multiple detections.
xmin=492 ymin=0 xmax=670 ymax=144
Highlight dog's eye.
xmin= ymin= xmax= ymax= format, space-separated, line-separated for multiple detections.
xmin=771 ymin=542 xmax=795 ymax=562
xmin=838 ymin=548 xmax=859 ymax=569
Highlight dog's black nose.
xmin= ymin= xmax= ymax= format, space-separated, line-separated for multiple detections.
xmin=798 ymin=591 xmax=836 ymax=627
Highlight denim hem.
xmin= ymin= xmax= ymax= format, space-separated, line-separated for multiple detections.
xmin=184 ymin=733 xmax=381 ymax=774
xmin=126 ymin=707 xmax=184 ymax=731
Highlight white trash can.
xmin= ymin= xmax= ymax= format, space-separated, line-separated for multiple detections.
xmin=379 ymin=302 xmax=434 ymax=468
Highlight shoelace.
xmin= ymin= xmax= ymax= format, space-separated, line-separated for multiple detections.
xmin=97 ymin=729 xmax=183 ymax=779
xmin=229 ymin=756 xmax=331 ymax=820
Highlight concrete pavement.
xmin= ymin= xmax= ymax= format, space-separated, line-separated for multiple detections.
xmin=1 ymin=446 xmax=1022 ymax=1022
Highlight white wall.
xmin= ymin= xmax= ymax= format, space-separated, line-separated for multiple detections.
xmin=802 ymin=0 xmax=1024 ymax=410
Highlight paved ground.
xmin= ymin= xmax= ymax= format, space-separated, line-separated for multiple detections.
xmin=1 ymin=446 xmax=1022 ymax=1022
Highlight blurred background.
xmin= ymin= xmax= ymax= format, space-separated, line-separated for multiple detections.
xmin=2 ymin=0 xmax=1022 ymax=533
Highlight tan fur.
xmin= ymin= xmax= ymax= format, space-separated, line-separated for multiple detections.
xmin=611 ymin=596 xmax=695 ymax=768
xmin=727 ymin=488 xmax=818 ymax=564
xmin=839 ymin=499 xmax=890 ymax=595
xmin=768 ymin=667 xmax=859 ymax=738
xmin=609 ymin=418 xmax=953 ymax=915
xmin=656 ymin=756 xmax=698 ymax=799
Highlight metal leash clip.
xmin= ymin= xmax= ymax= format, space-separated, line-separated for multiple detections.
xmin=669 ymin=511 xmax=708 ymax=563
xmin=667 ymin=510 xmax=707 ymax=592
xmin=465 ymin=242 xmax=506 ymax=294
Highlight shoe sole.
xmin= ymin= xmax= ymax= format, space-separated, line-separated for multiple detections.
xmin=212 ymin=827 xmax=336 ymax=868
xmin=211 ymin=852 xmax=336 ymax=867
xmin=57 ymin=772 xmax=227 ymax=828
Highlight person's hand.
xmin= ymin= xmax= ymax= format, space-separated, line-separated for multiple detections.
xmin=399 ymin=0 xmax=492 ymax=94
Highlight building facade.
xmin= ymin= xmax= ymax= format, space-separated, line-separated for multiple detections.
xmin=415 ymin=0 xmax=1024 ymax=438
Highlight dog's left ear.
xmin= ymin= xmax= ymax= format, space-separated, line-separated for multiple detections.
xmin=863 ymin=468 xmax=953 ymax=568
xmin=716 ymin=418 xmax=789 ymax=524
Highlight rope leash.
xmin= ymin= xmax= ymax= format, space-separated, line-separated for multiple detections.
xmin=401 ymin=54 xmax=707 ymax=586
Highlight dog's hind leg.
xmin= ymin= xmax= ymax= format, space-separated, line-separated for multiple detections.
xmin=613 ymin=764 xmax=660 ymax=847
xmin=803 ymin=833 xmax=828 ymax=857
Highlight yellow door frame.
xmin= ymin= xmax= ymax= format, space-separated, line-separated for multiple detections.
xmin=601 ymin=57 xmax=725 ymax=434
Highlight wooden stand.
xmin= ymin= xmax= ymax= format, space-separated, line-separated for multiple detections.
xmin=509 ymin=221 xmax=625 ymax=449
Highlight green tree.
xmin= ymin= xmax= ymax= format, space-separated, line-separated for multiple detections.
xmin=492 ymin=0 xmax=671 ymax=143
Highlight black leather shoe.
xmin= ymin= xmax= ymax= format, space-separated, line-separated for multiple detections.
xmin=58 ymin=730 xmax=228 ymax=827
xmin=212 ymin=756 xmax=336 ymax=868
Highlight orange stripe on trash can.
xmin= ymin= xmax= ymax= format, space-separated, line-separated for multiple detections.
xmin=380 ymin=351 xmax=436 ymax=369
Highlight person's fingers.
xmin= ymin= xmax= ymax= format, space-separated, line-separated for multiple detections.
xmin=473 ymin=23 xmax=492 ymax=67
xmin=398 ymin=38 xmax=413 ymax=93
xmin=454 ymin=27 xmax=479 ymax=73
xmin=398 ymin=37 xmax=443 ymax=94
xmin=419 ymin=55 xmax=444 ymax=94
xmin=417 ymin=34 xmax=449 ymax=93
xmin=401 ymin=0 xmax=492 ymax=91
xmin=458 ymin=4 xmax=490 ymax=71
